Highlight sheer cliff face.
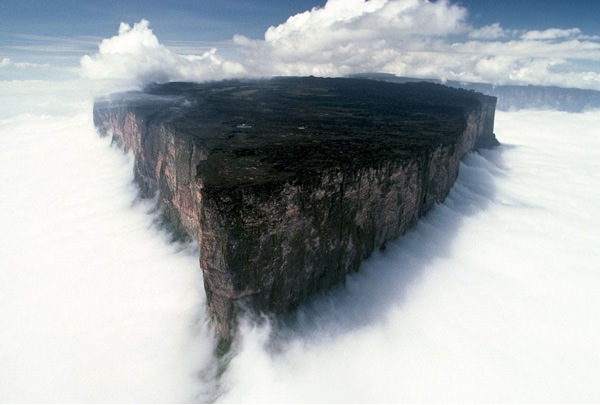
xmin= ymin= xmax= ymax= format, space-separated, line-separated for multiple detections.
xmin=94 ymin=77 xmax=497 ymax=340
xmin=94 ymin=107 xmax=204 ymax=240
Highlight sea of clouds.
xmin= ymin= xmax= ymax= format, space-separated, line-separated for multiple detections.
xmin=0 ymin=82 xmax=220 ymax=402
xmin=2 ymin=0 xmax=600 ymax=402
xmin=2 ymin=81 xmax=598 ymax=403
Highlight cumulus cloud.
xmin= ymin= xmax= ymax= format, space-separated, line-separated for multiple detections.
xmin=79 ymin=1 xmax=600 ymax=91
xmin=80 ymin=19 xmax=245 ymax=87
xmin=229 ymin=0 xmax=600 ymax=89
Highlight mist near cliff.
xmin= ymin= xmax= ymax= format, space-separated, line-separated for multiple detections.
xmin=219 ymin=108 xmax=600 ymax=402
xmin=1 ymin=78 xmax=599 ymax=402
xmin=0 ymin=83 xmax=218 ymax=403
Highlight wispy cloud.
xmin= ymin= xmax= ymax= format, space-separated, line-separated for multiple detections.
xmin=0 ymin=57 xmax=63 ymax=81
xmin=1 ymin=57 xmax=44 ymax=69
xmin=521 ymin=27 xmax=582 ymax=40
xmin=468 ymin=23 xmax=510 ymax=40
xmin=3 ymin=33 xmax=100 ymax=55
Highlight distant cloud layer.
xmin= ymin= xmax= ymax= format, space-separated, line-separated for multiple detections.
xmin=80 ymin=0 xmax=600 ymax=90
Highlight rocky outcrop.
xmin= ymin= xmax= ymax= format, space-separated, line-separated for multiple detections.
xmin=94 ymin=77 xmax=497 ymax=341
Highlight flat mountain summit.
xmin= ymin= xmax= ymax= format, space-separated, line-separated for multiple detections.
xmin=94 ymin=76 xmax=497 ymax=341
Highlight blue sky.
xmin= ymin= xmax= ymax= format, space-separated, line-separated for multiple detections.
xmin=1 ymin=1 xmax=323 ymax=50
xmin=459 ymin=0 xmax=600 ymax=34
xmin=2 ymin=0 xmax=600 ymax=89
xmin=2 ymin=0 xmax=598 ymax=41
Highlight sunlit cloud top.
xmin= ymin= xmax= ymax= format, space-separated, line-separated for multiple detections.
xmin=80 ymin=20 xmax=246 ymax=86
xmin=77 ymin=0 xmax=600 ymax=90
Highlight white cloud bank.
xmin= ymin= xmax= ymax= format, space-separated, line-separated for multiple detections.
xmin=4 ymin=79 xmax=598 ymax=403
xmin=80 ymin=1 xmax=600 ymax=90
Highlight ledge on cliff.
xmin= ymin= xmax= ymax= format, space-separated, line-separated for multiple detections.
xmin=94 ymin=76 xmax=498 ymax=342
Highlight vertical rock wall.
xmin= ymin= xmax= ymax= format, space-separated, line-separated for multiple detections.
xmin=94 ymin=107 xmax=204 ymax=240
xmin=94 ymin=81 xmax=497 ymax=341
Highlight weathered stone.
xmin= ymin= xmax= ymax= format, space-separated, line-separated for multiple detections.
xmin=93 ymin=76 xmax=497 ymax=341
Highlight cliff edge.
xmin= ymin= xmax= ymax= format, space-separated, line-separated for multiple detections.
xmin=93 ymin=77 xmax=498 ymax=341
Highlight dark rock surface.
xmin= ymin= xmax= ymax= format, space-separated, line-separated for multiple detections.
xmin=93 ymin=76 xmax=497 ymax=341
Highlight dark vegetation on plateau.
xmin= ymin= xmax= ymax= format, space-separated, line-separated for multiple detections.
xmin=133 ymin=77 xmax=484 ymax=192
xmin=94 ymin=76 xmax=496 ymax=343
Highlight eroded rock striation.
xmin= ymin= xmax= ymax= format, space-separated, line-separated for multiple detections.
xmin=94 ymin=77 xmax=497 ymax=340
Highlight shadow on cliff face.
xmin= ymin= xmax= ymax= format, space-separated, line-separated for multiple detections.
xmin=232 ymin=145 xmax=506 ymax=349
